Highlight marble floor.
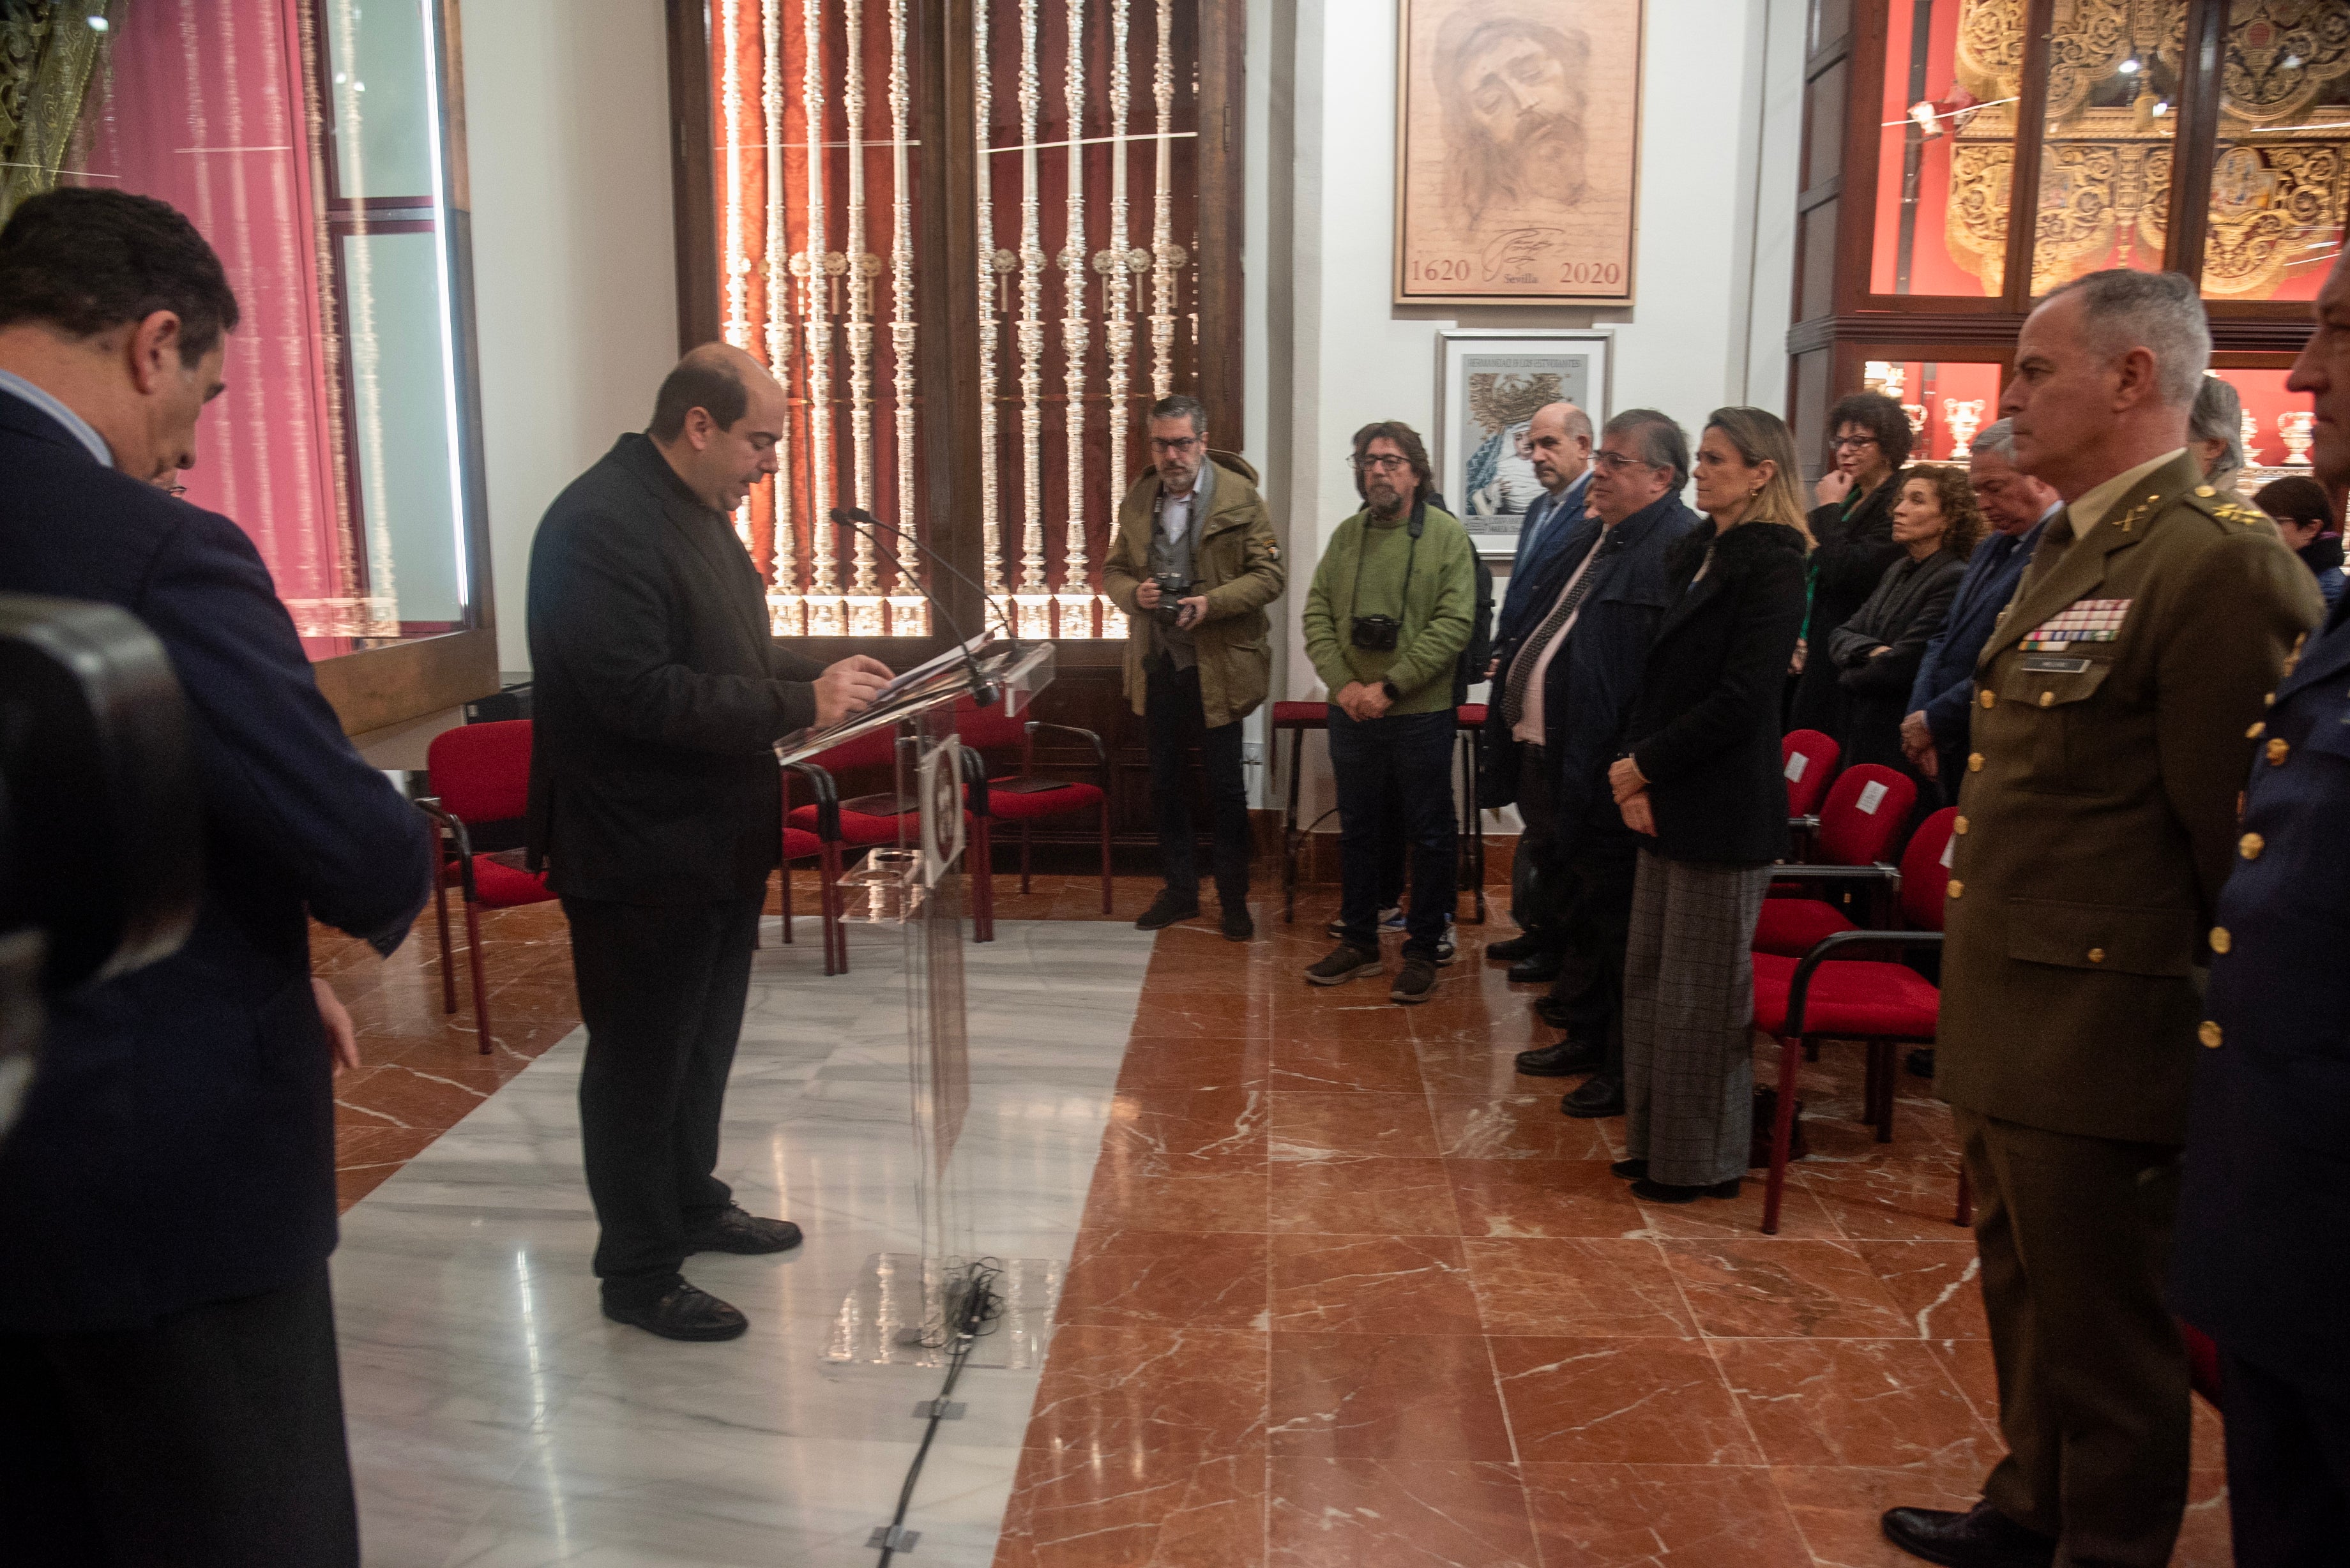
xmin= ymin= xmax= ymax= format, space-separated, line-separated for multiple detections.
xmin=323 ymin=875 xmax=2235 ymax=1567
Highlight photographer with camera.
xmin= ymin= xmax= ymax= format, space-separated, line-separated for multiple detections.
xmin=1300 ymin=421 xmax=1478 ymax=1004
xmin=0 ymin=190 xmax=432 ymax=1564
xmin=1102 ymin=396 xmax=1285 ymax=941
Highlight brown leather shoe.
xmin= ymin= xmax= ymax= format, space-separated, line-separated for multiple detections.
xmin=1879 ymin=1502 xmax=2056 ymax=1568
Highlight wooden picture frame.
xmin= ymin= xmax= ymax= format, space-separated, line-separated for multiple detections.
xmin=1394 ymin=0 xmax=1643 ymax=307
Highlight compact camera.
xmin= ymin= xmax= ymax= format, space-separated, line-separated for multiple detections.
xmin=1151 ymin=573 xmax=1192 ymax=628
xmin=1350 ymin=614 xmax=1401 ymax=652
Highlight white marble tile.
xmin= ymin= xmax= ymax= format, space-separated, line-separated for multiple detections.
xmin=338 ymin=919 xmax=1151 ymax=1567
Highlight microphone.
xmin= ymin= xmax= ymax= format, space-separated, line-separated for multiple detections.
xmin=828 ymin=508 xmax=998 ymax=705
xmin=844 ymin=506 xmax=1020 ymax=645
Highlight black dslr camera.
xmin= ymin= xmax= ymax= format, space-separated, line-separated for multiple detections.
xmin=1151 ymin=572 xmax=1192 ymax=628
xmin=1350 ymin=614 xmax=1400 ymax=652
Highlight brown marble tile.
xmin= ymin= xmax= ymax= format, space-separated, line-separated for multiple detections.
xmin=2192 ymin=1387 xmax=2228 ymax=1474
xmin=1447 ymin=1159 xmax=1646 ymax=1239
xmin=1098 ymin=1085 xmax=1268 ymax=1176
xmin=1268 ymin=1235 xmax=1479 ymax=1335
xmin=1715 ymin=1339 xmax=1999 ymax=1470
xmin=1116 ymin=1035 xmax=1270 ymax=1092
xmin=1407 ymin=1000 xmax=1548 ymax=1053
xmin=1662 ymin=1239 xmax=1916 ymax=1339
xmin=1861 ymin=1240 xmax=1989 ymax=1341
xmin=1267 ymin=1332 xmax=1512 ymax=1461
xmin=1770 ymin=1462 xmax=1996 ymax=1567
xmin=1411 ymin=1037 xmax=1536 ymax=1096
xmin=1429 ymin=1093 xmax=1612 ymax=1160
xmin=1266 ymin=1458 xmax=1537 ymax=1567
xmin=1268 ymin=1092 xmax=1440 ymax=1163
xmin=1081 ymin=1166 xmax=1270 ymax=1234
xmin=2175 ymin=1468 xmax=2234 ymax=1568
xmin=1269 ymin=1037 xmax=1424 ymax=1094
xmin=1927 ymin=1337 xmax=2003 ymax=1433
xmin=1459 ymin=1237 xmax=1694 ymax=1338
xmin=1520 ymin=1463 xmax=1811 ymax=1567
xmin=1627 ymin=1167 xmax=1845 ymax=1240
xmin=1058 ymin=1230 xmax=1268 ymax=1331
xmin=1270 ymin=1157 xmax=1462 ymax=1236
xmin=1123 ymin=993 xmax=1282 ymax=1041
xmin=1023 ymin=1325 xmax=1268 ymax=1458
xmin=1796 ymin=1156 xmax=1975 ymax=1242
xmin=994 ymin=1445 xmax=1264 ymax=1568
xmin=1490 ymin=1338 xmax=1761 ymax=1466
xmin=1264 ymin=994 xmax=1421 ymax=1046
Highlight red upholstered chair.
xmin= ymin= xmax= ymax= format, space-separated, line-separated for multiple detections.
xmin=782 ymin=725 xmax=902 ymax=976
xmin=1754 ymin=763 xmax=1919 ymax=957
xmin=1751 ymin=807 xmax=1960 ymax=1235
xmin=1455 ymin=704 xmax=1489 ymax=924
xmin=1273 ymin=700 xmax=1329 ymax=922
xmin=416 ymin=720 xmax=557 ymax=1055
xmin=959 ymin=697 xmax=1110 ymax=942
xmin=1782 ymin=728 xmax=1840 ymax=855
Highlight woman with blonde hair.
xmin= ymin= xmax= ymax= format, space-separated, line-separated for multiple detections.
xmin=1605 ymin=407 xmax=1812 ymax=1203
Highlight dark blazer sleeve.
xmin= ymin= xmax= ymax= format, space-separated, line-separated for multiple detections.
xmin=769 ymin=640 xmax=828 ymax=682
xmin=1632 ymin=550 xmax=1807 ymax=785
xmin=1841 ymin=556 xmax=1962 ymax=697
xmin=149 ymin=513 xmax=431 ymax=953
xmin=537 ymin=502 xmax=814 ymax=750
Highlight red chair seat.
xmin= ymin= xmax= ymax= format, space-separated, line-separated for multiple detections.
xmin=1456 ymin=704 xmax=1487 ymax=726
xmin=787 ymin=802 xmax=909 ymax=845
xmin=980 ymin=779 xmax=1105 ymax=820
xmin=1272 ymin=700 xmax=1326 ymax=727
xmin=466 ymin=853 xmax=557 ymax=908
xmin=1752 ymin=952 xmax=1939 ymax=1039
xmin=1752 ymin=898 xmax=1857 ymax=956
xmin=783 ymin=826 xmax=824 ymax=862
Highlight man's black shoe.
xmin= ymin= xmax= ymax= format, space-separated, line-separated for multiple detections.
xmin=1506 ymin=954 xmax=1563 ymax=984
xmin=1515 ymin=1039 xmax=1605 ymax=1077
xmin=1609 ymin=1158 xmax=1647 ymax=1180
xmin=1135 ymin=889 xmax=1201 ymax=931
xmin=1561 ymin=1074 xmax=1625 ymax=1117
xmin=1222 ymin=905 xmax=1255 ymax=942
xmin=1485 ymin=932 xmax=1545 ymax=963
xmin=1390 ymin=954 xmax=1439 ymax=1004
xmin=1879 ymin=1502 xmax=2056 ymax=1568
xmin=603 ymin=1281 xmax=750 ymax=1342
xmin=1630 ymin=1175 xmax=1741 ymax=1203
xmin=685 ymin=1203 xmax=803 ymax=1255
xmin=1906 ymin=1046 xmax=1936 ymax=1080
xmin=1532 ymin=995 xmax=1577 ymax=1030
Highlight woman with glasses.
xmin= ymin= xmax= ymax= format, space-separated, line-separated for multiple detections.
xmin=1605 ymin=407 xmax=1812 ymax=1204
xmin=1787 ymin=391 xmax=1912 ymax=737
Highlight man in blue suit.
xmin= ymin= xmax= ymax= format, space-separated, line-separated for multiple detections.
xmin=1491 ymin=400 xmax=1596 ymax=652
xmin=0 ymin=190 xmax=431 ymax=1565
xmin=2169 ymin=245 xmax=2350 ymax=1567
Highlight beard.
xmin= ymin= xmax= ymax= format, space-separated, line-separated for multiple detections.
xmin=1368 ymin=479 xmax=1411 ymax=517
xmin=1498 ymin=117 xmax=1586 ymax=207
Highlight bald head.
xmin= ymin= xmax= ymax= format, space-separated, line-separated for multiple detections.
xmin=1526 ymin=400 xmax=1593 ymax=494
xmin=649 ymin=342 xmax=788 ymax=513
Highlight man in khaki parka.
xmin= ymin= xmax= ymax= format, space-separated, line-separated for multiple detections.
xmin=1101 ymin=395 xmax=1284 ymax=940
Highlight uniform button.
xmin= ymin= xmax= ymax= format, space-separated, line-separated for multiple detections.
xmin=2264 ymin=692 xmax=2277 ymax=707
xmin=1946 ymin=880 xmax=1964 ymax=898
xmin=2196 ymin=485 xmax=2217 ymax=497
xmin=2086 ymin=947 xmax=2105 ymax=963
xmin=2248 ymin=721 xmax=2266 ymax=738
xmin=2038 ymin=691 xmax=2055 ymax=708
xmin=1979 ymin=690 xmax=1996 ymax=711
xmin=2210 ymin=926 xmax=2231 ymax=954
xmin=1953 ymin=815 xmax=1969 ymax=834
xmin=2240 ymin=832 xmax=2265 ymax=860
xmin=1968 ymin=753 xmax=1985 ymax=773
xmin=2199 ymin=1021 xmax=2224 ymax=1049
xmin=2267 ymin=737 xmax=2290 ymax=764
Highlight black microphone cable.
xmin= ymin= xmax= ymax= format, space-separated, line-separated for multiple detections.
xmin=829 ymin=508 xmax=998 ymax=705
xmin=844 ymin=507 xmax=1022 ymax=646
xmin=873 ymin=1257 xmax=1006 ymax=1567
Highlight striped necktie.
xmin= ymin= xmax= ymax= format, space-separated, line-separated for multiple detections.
xmin=1503 ymin=535 xmax=1608 ymax=727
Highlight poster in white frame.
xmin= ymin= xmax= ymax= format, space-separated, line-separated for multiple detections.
xmin=1434 ymin=328 xmax=1611 ymax=560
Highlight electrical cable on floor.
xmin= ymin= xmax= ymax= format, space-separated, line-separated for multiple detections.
xmin=873 ymin=1258 xmax=1006 ymax=1565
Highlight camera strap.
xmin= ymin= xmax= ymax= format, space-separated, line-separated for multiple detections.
xmin=1349 ymin=498 xmax=1424 ymax=624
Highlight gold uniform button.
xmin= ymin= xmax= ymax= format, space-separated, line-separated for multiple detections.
xmin=2267 ymin=737 xmax=2290 ymax=764
xmin=2248 ymin=721 xmax=2266 ymax=739
xmin=2087 ymin=947 xmax=2105 ymax=963
xmin=2210 ymin=926 xmax=2232 ymax=954
xmin=1946 ymin=879 xmax=1964 ymax=899
xmin=1979 ymin=690 xmax=1996 ymax=711
xmin=2199 ymin=1021 xmax=2224 ymax=1050
xmin=2240 ymin=833 xmax=2265 ymax=860
xmin=1953 ymin=815 xmax=1969 ymax=834
xmin=2038 ymin=691 xmax=2055 ymax=708
xmin=2196 ymin=485 xmax=2217 ymax=498
xmin=1968 ymin=753 xmax=1985 ymax=773
xmin=2265 ymin=692 xmax=2277 ymax=707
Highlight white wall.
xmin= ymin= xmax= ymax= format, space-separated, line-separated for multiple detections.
xmin=461 ymin=0 xmax=678 ymax=674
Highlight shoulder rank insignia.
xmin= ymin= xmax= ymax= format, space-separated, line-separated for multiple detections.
xmin=2024 ymin=598 xmax=2131 ymax=650
xmin=2214 ymin=501 xmax=2266 ymax=528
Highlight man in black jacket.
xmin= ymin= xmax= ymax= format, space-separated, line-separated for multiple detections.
xmin=0 ymin=188 xmax=432 ymax=1565
xmin=527 ymin=344 xmax=889 ymax=1342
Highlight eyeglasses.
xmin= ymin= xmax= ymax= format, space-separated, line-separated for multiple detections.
xmin=1149 ymin=435 xmax=1202 ymax=455
xmin=165 ymin=483 xmax=188 ymax=496
xmin=1590 ymin=450 xmax=1661 ymax=474
xmin=1354 ymin=453 xmax=1414 ymax=473
xmin=1830 ymin=434 xmax=1880 ymax=451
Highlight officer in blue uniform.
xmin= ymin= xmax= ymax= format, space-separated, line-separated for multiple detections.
xmin=2169 ymin=245 xmax=2350 ymax=1565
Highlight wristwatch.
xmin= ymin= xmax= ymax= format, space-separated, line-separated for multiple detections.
xmin=1381 ymin=681 xmax=1402 ymax=704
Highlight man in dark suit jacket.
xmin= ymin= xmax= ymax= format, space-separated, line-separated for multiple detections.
xmin=1492 ymin=401 xmax=1596 ymax=650
xmin=2169 ymin=246 xmax=2350 ymax=1567
xmin=0 ymin=189 xmax=431 ymax=1565
xmin=527 ymin=343 xmax=888 ymax=1343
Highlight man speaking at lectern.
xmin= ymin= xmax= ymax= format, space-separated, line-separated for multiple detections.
xmin=527 ymin=344 xmax=889 ymax=1342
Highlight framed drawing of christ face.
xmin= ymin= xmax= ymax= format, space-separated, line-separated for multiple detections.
xmin=1395 ymin=0 xmax=1643 ymax=306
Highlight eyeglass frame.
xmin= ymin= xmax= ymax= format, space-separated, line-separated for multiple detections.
xmin=1589 ymin=449 xmax=1665 ymax=474
xmin=1352 ymin=452 xmax=1416 ymax=474
xmin=1829 ymin=433 xmax=1881 ymax=451
xmin=1148 ymin=433 xmax=1204 ymax=455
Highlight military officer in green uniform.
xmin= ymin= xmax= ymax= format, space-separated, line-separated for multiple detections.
xmin=1882 ymin=269 xmax=2323 ymax=1568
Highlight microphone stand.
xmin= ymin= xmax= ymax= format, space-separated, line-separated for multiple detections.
xmin=828 ymin=508 xmax=999 ymax=705
xmin=845 ymin=507 xmax=1021 ymax=647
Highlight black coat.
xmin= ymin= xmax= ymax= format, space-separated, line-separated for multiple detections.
xmin=1623 ymin=521 xmax=1810 ymax=865
xmin=1828 ymin=545 xmax=1967 ymax=771
xmin=1788 ymin=472 xmax=1905 ymax=735
xmin=526 ymin=435 xmax=828 ymax=904
xmin=1480 ymin=494 xmax=1700 ymax=859
xmin=0 ymin=389 xmax=432 ymax=1332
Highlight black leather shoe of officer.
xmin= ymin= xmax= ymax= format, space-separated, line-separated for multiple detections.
xmin=1561 ymin=1074 xmax=1625 ymax=1117
xmin=685 ymin=1203 xmax=804 ymax=1255
xmin=603 ymin=1281 xmax=750 ymax=1342
xmin=1630 ymin=1176 xmax=1740 ymax=1203
xmin=1484 ymin=931 xmax=1545 ymax=963
xmin=1135 ymin=888 xmax=1201 ymax=930
xmin=1531 ymin=994 xmax=1578 ymax=1030
xmin=1515 ymin=1039 xmax=1604 ymax=1077
xmin=1879 ymin=1502 xmax=2056 ymax=1568
xmin=1506 ymin=953 xmax=1563 ymax=984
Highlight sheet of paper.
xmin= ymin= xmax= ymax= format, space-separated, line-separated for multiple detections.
xmin=1857 ymin=780 xmax=1888 ymax=815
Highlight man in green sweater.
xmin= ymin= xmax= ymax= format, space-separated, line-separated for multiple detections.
xmin=1301 ymin=420 xmax=1478 ymax=1003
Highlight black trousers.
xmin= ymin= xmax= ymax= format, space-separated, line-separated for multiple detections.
xmin=1513 ymin=745 xmax=1567 ymax=949
xmin=0 ymin=1261 xmax=360 ymax=1566
xmin=1143 ymin=658 xmax=1251 ymax=905
xmin=565 ymin=892 xmax=763 ymax=1303
xmin=2220 ymin=1348 xmax=2350 ymax=1567
xmin=1329 ymin=705 xmax=1456 ymax=955
xmin=1543 ymin=827 xmax=1639 ymax=1076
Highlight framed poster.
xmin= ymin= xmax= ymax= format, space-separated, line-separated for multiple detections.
xmin=1435 ymin=329 xmax=1611 ymax=558
xmin=1395 ymin=0 xmax=1643 ymax=306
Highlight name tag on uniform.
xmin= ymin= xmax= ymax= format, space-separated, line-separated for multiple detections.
xmin=2024 ymin=599 xmax=2130 ymax=651
xmin=2021 ymin=654 xmax=2092 ymax=674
